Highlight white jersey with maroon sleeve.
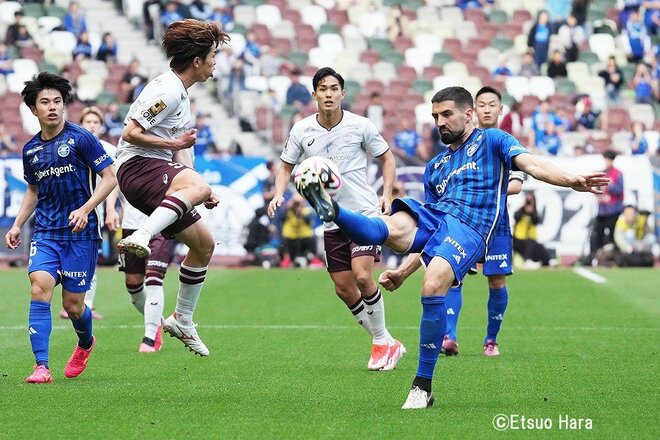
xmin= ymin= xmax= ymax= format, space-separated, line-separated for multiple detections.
xmin=115 ymin=70 xmax=192 ymax=168
xmin=280 ymin=110 xmax=390 ymax=226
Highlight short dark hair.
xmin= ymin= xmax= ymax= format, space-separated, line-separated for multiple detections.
xmin=312 ymin=67 xmax=344 ymax=91
xmin=603 ymin=149 xmax=617 ymax=160
xmin=21 ymin=72 xmax=73 ymax=107
xmin=475 ymin=86 xmax=502 ymax=101
xmin=431 ymin=86 xmax=473 ymax=110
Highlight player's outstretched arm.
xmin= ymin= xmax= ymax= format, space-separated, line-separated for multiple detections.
xmin=122 ymin=119 xmax=197 ymax=151
xmin=5 ymin=185 xmax=37 ymax=249
xmin=379 ymin=253 xmax=423 ymax=291
xmin=267 ymin=161 xmax=295 ymax=218
xmin=69 ymin=165 xmax=117 ymax=233
xmin=513 ymin=153 xmax=609 ymax=194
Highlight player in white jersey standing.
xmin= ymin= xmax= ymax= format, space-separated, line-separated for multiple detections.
xmin=114 ymin=19 xmax=230 ymax=356
xmin=267 ymin=67 xmax=405 ymax=370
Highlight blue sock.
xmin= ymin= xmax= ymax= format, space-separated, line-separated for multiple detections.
xmin=334 ymin=207 xmax=389 ymax=245
xmin=485 ymin=286 xmax=508 ymax=343
xmin=416 ymin=295 xmax=447 ymax=380
xmin=70 ymin=305 xmax=93 ymax=349
xmin=29 ymin=300 xmax=52 ymax=368
xmin=445 ymin=287 xmax=462 ymax=341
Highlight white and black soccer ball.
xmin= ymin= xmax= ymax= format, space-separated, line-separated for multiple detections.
xmin=294 ymin=156 xmax=342 ymax=196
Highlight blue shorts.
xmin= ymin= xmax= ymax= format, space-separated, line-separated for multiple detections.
xmin=392 ymin=198 xmax=486 ymax=285
xmin=28 ymin=239 xmax=100 ymax=293
xmin=482 ymin=233 xmax=513 ymax=276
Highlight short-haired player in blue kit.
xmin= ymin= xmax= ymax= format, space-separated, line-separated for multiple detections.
xmin=441 ymin=86 xmax=523 ymax=357
xmin=4 ymin=72 xmax=117 ymax=383
xmin=296 ymin=86 xmax=608 ymax=409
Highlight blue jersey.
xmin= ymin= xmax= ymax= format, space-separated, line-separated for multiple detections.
xmin=22 ymin=121 xmax=114 ymax=241
xmin=423 ymin=128 xmax=528 ymax=243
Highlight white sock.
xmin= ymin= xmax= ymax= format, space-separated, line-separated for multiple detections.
xmin=363 ymin=288 xmax=392 ymax=345
xmin=139 ymin=191 xmax=192 ymax=238
xmin=349 ymin=298 xmax=374 ymax=337
xmin=84 ymin=274 xmax=97 ymax=309
xmin=127 ymin=282 xmax=145 ymax=314
xmin=174 ymin=264 xmax=208 ymax=326
xmin=144 ymin=278 xmax=165 ymax=340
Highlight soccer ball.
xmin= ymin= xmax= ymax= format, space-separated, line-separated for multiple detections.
xmin=293 ymin=156 xmax=342 ymax=196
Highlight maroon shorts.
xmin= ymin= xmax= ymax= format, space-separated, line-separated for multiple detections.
xmin=324 ymin=228 xmax=381 ymax=273
xmin=117 ymin=156 xmax=201 ymax=238
xmin=118 ymin=229 xmax=174 ymax=274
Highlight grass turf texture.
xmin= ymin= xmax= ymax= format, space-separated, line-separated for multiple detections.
xmin=0 ymin=267 xmax=657 ymax=439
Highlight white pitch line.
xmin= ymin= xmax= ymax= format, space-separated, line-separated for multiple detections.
xmin=573 ymin=267 xmax=607 ymax=284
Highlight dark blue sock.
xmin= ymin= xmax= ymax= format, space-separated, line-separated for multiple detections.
xmin=445 ymin=287 xmax=462 ymax=341
xmin=29 ymin=300 xmax=52 ymax=368
xmin=416 ymin=295 xmax=447 ymax=380
xmin=485 ymin=286 xmax=508 ymax=343
xmin=70 ymin=305 xmax=93 ymax=349
xmin=334 ymin=207 xmax=389 ymax=245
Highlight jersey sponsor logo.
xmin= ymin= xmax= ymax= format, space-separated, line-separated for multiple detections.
xmin=146 ymin=260 xmax=168 ymax=268
xmin=162 ymin=174 xmax=168 ymax=184
xmin=57 ymin=142 xmax=70 ymax=157
xmin=94 ymin=153 xmax=109 ymax=166
xmin=62 ymin=270 xmax=88 ymax=278
xmin=435 ymin=161 xmax=478 ymax=194
xmin=444 ymin=236 xmax=468 ymax=258
xmin=149 ymin=99 xmax=167 ymax=117
xmin=351 ymin=245 xmax=374 ymax=253
xmin=485 ymin=253 xmax=508 ymax=261
xmin=35 ymin=164 xmax=75 ymax=181
xmin=25 ymin=145 xmax=43 ymax=155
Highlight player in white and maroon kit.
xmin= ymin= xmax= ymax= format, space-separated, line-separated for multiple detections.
xmin=114 ymin=19 xmax=230 ymax=356
xmin=267 ymin=67 xmax=405 ymax=371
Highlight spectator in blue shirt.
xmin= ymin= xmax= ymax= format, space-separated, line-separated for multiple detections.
xmin=161 ymin=1 xmax=184 ymax=29
xmin=623 ymin=11 xmax=650 ymax=62
xmin=574 ymin=96 xmax=607 ymax=131
xmin=491 ymin=56 xmax=513 ymax=80
xmin=96 ymin=32 xmax=118 ymax=63
xmin=537 ymin=122 xmax=562 ymax=156
xmin=285 ymin=69 xmax=311 ymax=109
xmin=63 ymin=1 xmax=88 ymax=37
xmin=530 ymin=99 xmax=560 ymax=147
xmin=0 ymin=43 xmax=14 ymax=76
xmin=72 ymin=31 xmax=92 ymax=61
xmin=630 ymin=121 xmax=649 ymax=155
xmin=209 ymin=6 xmax=234 ymax=31
xmin=392 ymin=117 xmax=423 ymax=160
xmin=631 ymin=62 xmax=655 ymax=103
xmin=527 ymin=10 xmax=551 ymax=68
xmin=193 ymin=113 xmax=217 ymax=157
xmin=189 ymin=0 xmax=212 ymax=21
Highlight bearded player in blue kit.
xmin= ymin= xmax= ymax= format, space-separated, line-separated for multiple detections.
xmin=297 ymin=86 xmax=608 ymax=409
xmin=5 ymin=72 xmax=116 ymax=383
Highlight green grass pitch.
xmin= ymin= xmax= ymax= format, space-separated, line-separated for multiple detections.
xmin=0 ymin=267 xmax=658 ymax=439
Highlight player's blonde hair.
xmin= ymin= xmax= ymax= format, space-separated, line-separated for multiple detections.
xmin=162 ymin=19 xmax=230 ymax=72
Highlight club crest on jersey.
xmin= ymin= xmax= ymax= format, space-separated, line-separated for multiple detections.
xmin=467 ymin=143 xmax=478 ymax=157
xmin=149 ymin=99 xmax=167 ymax=117
xmin=57 ymin=142 xmax=70 ymax=157
xmin=162 ymin=174 xmax=168 ymax=184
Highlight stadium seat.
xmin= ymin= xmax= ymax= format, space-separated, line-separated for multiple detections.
xmin=488 ymin=9 xmax=509 ymax=25
xmin=414 ymin=102 xmax=434 ymax=129
xmin=442 ymin=61 xmax=468 ymax=79
xmin=371 ymin=61 xmax=398 ymax=84
xmin=393 ymin=36 xmax=414 ymax=53
xmin=359 ymin=49 xmax=381 ymax=66
xmin=244 ymin=75 xmax=269 ymax=93
xmin=566 ymin=61 xmax=590 ymax=84
xmin=76 ymin=73 xmax=104 ymax=102
xmin=397 ymin=65 xmax=418 ymax=84
xmin=11 ymin=58 xmax=38 ymax=81
xmin=317 ymin=33 xmax=344 ymax=56
xmin=422 ymin=65 xmax=443 ymax=81
xmin=319 ymin=23 xmax=340 ymax=35
xmin=37 ymin=15 xmax=62 ymax=33
xmin=578 ymin=51 xmax=601 ymax=66
xmin=80 ymin=59 xmax=108 ymax=79
xmin=416 ymin=5 xmax=440 ymax=22
xmin=368 ymin=38 xmax=393 ymax=56
xmin=529 ymin=76 xmax=556 ymax=100
xmin=432 ymin=51 xmax=454 ymax=67
xmin=588 ymin=33 xmax=616 ymax=62
xmin=439 ymin=6 xmax=464 ymax=24
xmin=413 ymin=33 xmax=442 ymax=53
xmin=233 ymin=5 xmax=256 ymax=28
xmin=227 ymin=33 xmax=247 ymax=56
xmin=381 ymin=51 xmax=404 ymax=67
xmin=255 ymin=4 xmax=282 ymax=30
xmin=504 ymin=76 xmax=531 ymax=101
xmin=301 ymin=5 xmax=327 ymax=31
xmin=22 ymin=3 xmax=44 ymax=18
xmin=344 ymin=62 xmax=372 ymax=85
xmin=628 ymin=103 xmax=655 ymax=130
xmin=411 ymin=78 xmax=433 ymax=96
xmin=268 ymin=75 xmax=292 ymax=105
xmin=512 ymin=9 xmax=533 ymax=23
xmin=491 ymin=36 xmax=513 ymax=52
xmin=433 ymin=75 xmax=462 ymax=92
xmin=404 ymin=47 xmax=434 ymax=75
xmin=308 ymin=47 xmax=330 ymax=69
xmin=47 ymin=31 xmax=77 ymax=55
xmin=554 ymin=77 xmax=577 ymax=95
xmin=270 ymin=20 xmax=296 ymax=40
xmin=286 ymin=51 xmax=308 ymax=67
xmin=441 ymin=38 xmax=463 ymax=57
xmin=477 ymin=47 xmax=501 ymax=71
